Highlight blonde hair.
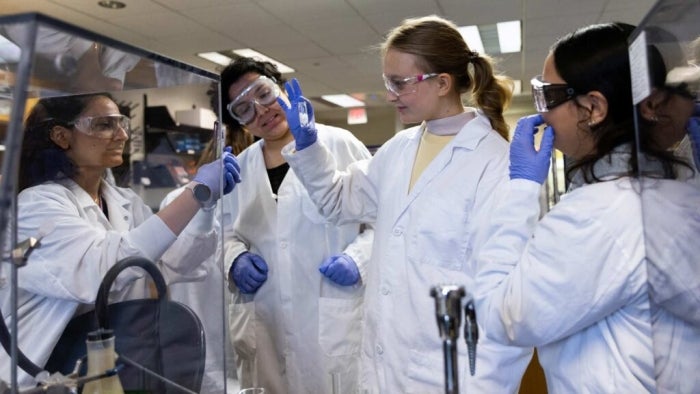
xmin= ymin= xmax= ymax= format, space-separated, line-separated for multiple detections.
xmin=382 ymin=15 xmax=513 ymax=139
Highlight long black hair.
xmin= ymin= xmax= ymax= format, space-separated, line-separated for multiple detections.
xmin=19 ymin=93 xmax=112 ymax=191
xmin=551 ymin=22 xmax=643 ymax=182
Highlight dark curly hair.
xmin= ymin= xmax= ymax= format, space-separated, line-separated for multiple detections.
xmin=219 ymin=57 xmax=287 ymax=133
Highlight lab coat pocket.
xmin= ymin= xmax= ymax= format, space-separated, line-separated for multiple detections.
xmin=318 ymin=297 xmax=362 ymax=357
xmin=228 ymin=300 xmax=257 ymax=360
xmin=414 ymin=218 xmax=470 ymax=272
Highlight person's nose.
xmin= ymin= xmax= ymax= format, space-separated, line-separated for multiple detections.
xmin=114 ymin=125 xmax=129 ymax=141
xmin=253 ymin=100 xmax=271 ymax=119
xmin=386 ymin=90 xmax=399 ymax=103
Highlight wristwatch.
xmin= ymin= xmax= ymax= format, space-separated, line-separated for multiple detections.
xmin=186 ymin=182 xmax=215 ymax=211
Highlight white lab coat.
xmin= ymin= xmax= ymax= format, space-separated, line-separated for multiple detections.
xmin=160 ymin=188 xmax=227 ymax=394
xmin=282 ymin=111 xmax=533 ymax=394
xmin=223 ymin=124 xmax=374 ymax=394
xmin=0 ymin=177 xmax=215 ymax=388
xmin=476 ymin=171 xmax=700 ymax=393
xmin=641 ymin=178 xmax=700 ymax=393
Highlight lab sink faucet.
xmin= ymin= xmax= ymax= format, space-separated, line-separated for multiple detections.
xmin=430 ymin=284 xmax=478 ymax=394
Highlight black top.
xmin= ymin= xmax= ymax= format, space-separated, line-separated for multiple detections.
xmin=267 ymin=162 xmax=290 ymax=195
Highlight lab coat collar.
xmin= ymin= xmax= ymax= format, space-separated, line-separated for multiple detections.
xmin=56 ymin=177 xmax=99 ymax=210
xmin=412 ymin=109 xmax=493 ymax=151
xmin=402 ymin=110 xmax=493 ymax=207
xmin=56 ymin=176 xmax=132 ymax=224
xmin=568 ymin=144 xmax=666 ymax=191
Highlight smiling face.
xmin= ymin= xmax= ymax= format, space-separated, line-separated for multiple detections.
xmin=227 ymin=72 xmax=292 ymax=143
xmin=60 ymin=96 xmax=128 ymax=172
xmin=382 ymin=49 xmax=443 ymax=125
xmin=540 ymin=53 xmax=597 ymax=159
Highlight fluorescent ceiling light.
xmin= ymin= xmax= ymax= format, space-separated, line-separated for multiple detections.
xmin=321 ymin=94 xmax=365 ymax=108
xmin=512 ymin=79 xmax=522 ymax=95
xmin=197 ymin=48 xmax=295 ymax=73
xmin=497 ymin=20 xmax=522 ymax=53
xmin=458 ymin=20 xmax=522 ymax=55
xmin=232 ymin=48 xmax=295 ymax=73
xmin=458 ymin=26 xmax=485 ymax=54
xmin=197 ymin=51 xmax=233 ymax=66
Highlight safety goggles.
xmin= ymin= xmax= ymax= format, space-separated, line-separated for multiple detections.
xmin=382 ymin=73 xmax=439 ymax=97
xmin=69 ymin=114 xmax=130 ymax=139
xmin=531 ymin=75 xmax=578 ymax=112
xmin=226 ymin=75 xmax=281 ymax=125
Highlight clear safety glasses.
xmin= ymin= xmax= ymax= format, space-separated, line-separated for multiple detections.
xmin=69 ymin=114 xmax=130 ymax=139
xmin=531 ymin=75 xmax=578 ymax=112
xmin=382 ymin=73 xmax=439 ymax=97
xmin=226 ymin=75 xmax=282 ymax=125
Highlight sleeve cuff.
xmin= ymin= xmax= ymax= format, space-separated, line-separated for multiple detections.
xmin=128 ymin=215 xmax=177 ymax=261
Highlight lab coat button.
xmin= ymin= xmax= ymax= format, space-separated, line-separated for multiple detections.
xmin=280 ymin=241 xmax=288 ymax=249
xmin=375 ymin=344 xmax=383 ymax=354
xmin=392 ymin=228 xmax=403 ymax=236
xmin=381 ymin=287 xmax=390 ymax=295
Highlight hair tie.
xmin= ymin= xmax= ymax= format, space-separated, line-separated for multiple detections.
xmin=468 ymin=50 xmax=479 ymax=61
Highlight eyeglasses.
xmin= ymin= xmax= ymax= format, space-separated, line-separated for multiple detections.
xmin=226 ymin=75 xmax=281 ymax=125
xmin=530 ymin=75 xmax=578 ymax=112
xmin=69 ymin=114 xmax=130 ymax=139
xmin=382 ymin=73 xmax=439 ymax=97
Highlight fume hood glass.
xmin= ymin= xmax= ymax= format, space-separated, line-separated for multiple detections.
xmin=629 ymin=0 xmax=700 ymax=392
xmin=0 ymin=13 xmax=227 ymax=394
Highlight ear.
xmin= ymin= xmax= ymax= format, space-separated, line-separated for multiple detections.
xmin=436 ymin=73 xmax=453 ymax=96
xmin=639 ymin=88 xmax=664 ymax=122
xmin=579 ymin=91 xmax=608 ymax=126
xmin=49 ymin=125 xmax=71 ymax=150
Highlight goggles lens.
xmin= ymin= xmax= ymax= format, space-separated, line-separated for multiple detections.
xmin=226 ymin=76 xmax=281 ymax=125
xmin=531 ymin=75 xmax=577 ymax=112
xmin=70 ymin=114 xmax=130 ymax=139
xmin=382 ymin=73 xmax=439 ymax=96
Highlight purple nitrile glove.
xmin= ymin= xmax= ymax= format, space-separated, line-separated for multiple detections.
xmin=319 ymin=254 xmax=360 ymax=286
xmin=194 ymin=146 xmax=241 ymax=200
xmin=230 ymin=252 xmax=268 ymax=294
xmin=276 ymin=78 xmax=318 ymax=150
xmin=687 ymin=116 xmax=700 ymax=169
xmin=509 ymin=114 xmax=556 ymax=184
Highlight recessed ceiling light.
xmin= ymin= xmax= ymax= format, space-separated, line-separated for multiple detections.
xmin=231 ymin=49 xmax=295 ymax=74
xmin=98 ymin=1 xmax=126 ymax=9
xmin=497 ymin=20 xmax=522 ymax=53
xmin=458 ymin=20 xmax=522 ymax=55
xmin=197 ymin=52 xmax=233 ymax=66
xmin=321 ymin=94 xmax=365 ymax=108
xmin=196 ymin=48 xmax=295 ymax=74
xmin=458 ymin=26 xmax=485 ymax=54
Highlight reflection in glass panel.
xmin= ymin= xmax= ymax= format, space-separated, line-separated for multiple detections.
xmin=631 ymin=0 xmax=700 ymax=392
xmin=0 ymin=13 xmax=228 ymax=394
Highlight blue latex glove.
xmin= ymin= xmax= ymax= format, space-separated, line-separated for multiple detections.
xmin=222 ymin=146 xmax=240 ymax=195
xmin=319 ymin=254 xmax=360 ymax=286
xmin=276 ymin=78 xmax=318 ymax=150
xmin=230 ymin=252 xmax=268 ymax=294
xmin=509 ymin=114 xmax=555 ymax=184
xmin=194 ymin=147 xmax=241 ymax=200
xmin=687 ymin=116 xmax=700 ymax=169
